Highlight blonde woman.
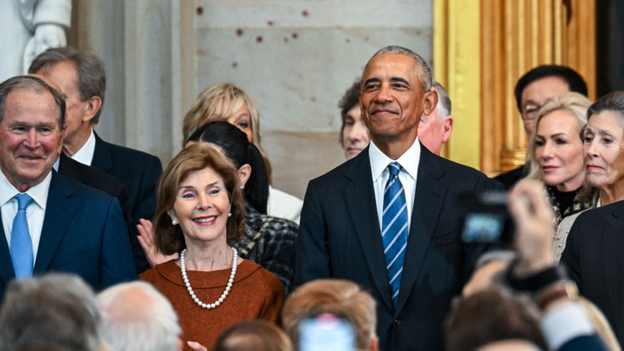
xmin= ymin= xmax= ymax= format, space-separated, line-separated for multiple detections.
xmin=523 ymin=92 xmax=593 ymax=261
xmin=183 ymin=83 xmax=302 ymax=224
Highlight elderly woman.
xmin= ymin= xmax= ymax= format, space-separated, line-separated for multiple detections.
xmin=182 ymin=83 xmax=302 ymax=224
xmin=140 ymin=122 xmax=298 ymax=294
xmin=140 ymin=144 xmax=284 ymax=351
xmin=561 ymin=91 xmax=624 ymax=347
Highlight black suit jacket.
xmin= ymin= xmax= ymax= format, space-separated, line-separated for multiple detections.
xmin=561 ymin=201 xmax=624 ymax=344
xmin=91 ymin=133 xmax=163 ymax=273
xmin=57 ymin=153 xmax=145 ymax=271
xmin=0 ymin=172 xmax=136 ymax=302
xmin=493 ymin=164 xmax=526 ymax=190
xmin=296 ymin=144 xmax=503 ymax=351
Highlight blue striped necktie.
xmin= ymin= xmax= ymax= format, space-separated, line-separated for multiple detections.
xmin=382 ymin=162 xmax=408 ymax=307
xmin=10 ymin=193 xmax=34 ymax=278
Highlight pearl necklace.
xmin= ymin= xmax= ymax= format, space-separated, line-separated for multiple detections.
xmin=180 ymin=247 xmax=238 ymax=309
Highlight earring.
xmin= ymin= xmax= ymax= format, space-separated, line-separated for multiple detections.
xmin=240 ymin=185 xmax=245 ymax=189
xmin=172 ymin=218 xmax=178 ymax=225
xmin=228 ymin=213 xmax=232 ymax=217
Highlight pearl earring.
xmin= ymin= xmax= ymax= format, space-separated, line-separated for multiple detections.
xmin=172 ymin=218 xmax=178 ymax=225
xmin=240 ymin=185 xmax=245 ymax=189
xmin=228 ymin=213 xmax=232 ymax=217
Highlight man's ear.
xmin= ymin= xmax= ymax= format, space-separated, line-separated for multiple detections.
xmin=237 ymin=164 xmax=251 ymax=186
xmin=442 ymin=115 xmax=453 ymax=143
xmin=82 ymin=96 xmax=103 ymax=123
xmin=422 ymin=89 xmax=439 ymax=116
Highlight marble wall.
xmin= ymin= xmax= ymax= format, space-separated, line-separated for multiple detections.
xmin=70 ymin=0 xmax=432 ymax=198
xmin=194 ymin=0 xmax=432 ymax=198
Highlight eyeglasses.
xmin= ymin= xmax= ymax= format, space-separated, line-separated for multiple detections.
xmin=521 ymin=103 xmax=542 ymax=121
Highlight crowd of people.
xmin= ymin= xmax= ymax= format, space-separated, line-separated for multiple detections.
xmin=0 ymin=42 xmax=622 ymax=351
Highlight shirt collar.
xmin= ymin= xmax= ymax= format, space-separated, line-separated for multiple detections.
xmin=369 ymin=137 xmax=421 ymax=182
xmin=71 ymin=129 xmax=96 ymax=166
xmin=0 ymin=169 xmax=52 ymax=210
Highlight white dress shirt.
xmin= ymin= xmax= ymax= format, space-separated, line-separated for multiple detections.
xmin=369 ymin=138 xmax=421 ymax=233
xmin=541 ymin=302 xmax=596 ymax=350
xmin=267 ymin=186 xmax=303 ymax=224
xmin=70 ymin=129 xmax=96 ymax=166
xmin=0 ymin=170 xmax=52 ymax=264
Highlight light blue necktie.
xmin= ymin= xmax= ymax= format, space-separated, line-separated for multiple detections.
xmin=10 ymin=193 xmax=34 ymax=278
xmin=382 ymin=162 xmax=408 ymax=307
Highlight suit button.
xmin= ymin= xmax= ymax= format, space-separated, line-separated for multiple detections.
xmin=395 ymin=319 xmax=401 ymax=325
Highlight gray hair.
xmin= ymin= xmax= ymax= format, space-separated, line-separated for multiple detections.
xmin=0 ymin=273 xmax=102 ymax=351
xmin=28 ymin=47 xmax=106 ymax=125
xmin=0 ymin=75 xmax=66 ymax=131
xmin=97 ymin=281 xmax=181 ymax=351
xmin=365 ymin=45 xmax=433 ymax=92
xmin=432 ymin=80 xmax=452 ymax=119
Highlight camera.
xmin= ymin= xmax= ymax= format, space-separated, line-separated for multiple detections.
xmin=456 ymin=190 xmax=514 ymax=246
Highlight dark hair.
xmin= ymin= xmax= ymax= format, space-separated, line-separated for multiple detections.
xmin=214 ymin=320 xmax=293 ymax=351
xmin=28 ymin=47 xmax=106 ymax=124
xmin=514 ymin=65 xmax=587 ymax=113
xmin=446 ymin=289 xmax=547 ymax=351
xmin=154 ymin=144 xmax=246 ymax=255
xmin=338 ymin=79 xmax=361 ymax=142
xmin=0 ymin=75 xmax=66 ymax=131
xmin=187 ymin=121 xmax=269 ymax=214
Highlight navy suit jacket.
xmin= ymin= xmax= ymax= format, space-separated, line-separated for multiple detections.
xmin=0 ymin=171 xmax=136 ymax=302
xmin=91 ymin=133 xmax=162 ymax=273
xmin=296 ymin=144 xmax=503 ymax=351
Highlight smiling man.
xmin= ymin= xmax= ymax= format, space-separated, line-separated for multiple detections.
xmin=0 ymin=75 xmax=135 ymax=302
xmin=296 ymin=46 xmax=502 ymax=351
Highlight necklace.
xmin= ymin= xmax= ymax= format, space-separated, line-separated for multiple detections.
xmin=180 ymin=247 xmax=238 ymax=309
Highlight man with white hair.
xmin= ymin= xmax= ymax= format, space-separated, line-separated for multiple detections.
xmin=97 ymin=281 xmax=182 ymax=351
xmin=418 ymin=79 xmax=453 ymax=156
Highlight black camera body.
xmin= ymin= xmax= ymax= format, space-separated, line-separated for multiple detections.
xmin=456 ymin=190 xmax=515 ymax=247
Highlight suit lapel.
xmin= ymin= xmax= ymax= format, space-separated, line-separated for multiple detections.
xmin=91 ymin=132 xmax=113 ymax=173
xmin=342 ymin=149 xmax=394 ymax=311
xmin=0 ymin=216 xmax=16 ymax=285
xmin=395 ymin=146 xmax=446 ymax=314
xmin=58 ymin=154 xmax=83 ymax=183
xmin=33 ymin=172 xmax=76 ymax=272
xmin=603 ymin=203 xmax=624 ymax=335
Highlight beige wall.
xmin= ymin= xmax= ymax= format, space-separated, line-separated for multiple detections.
xmin=70 ymin=0 xmax=433 ymax=198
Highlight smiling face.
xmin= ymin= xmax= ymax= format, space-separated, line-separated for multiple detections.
xmin=359 ymin=53 xmax=436 ymax=154
xmin=342 ymin=104 xmax=370 ymax=159
xmin=168 ymin=166 xmax=231 ymax=248
xmin=226 ymin=103 xmax=253 ymax=143
xmin=534 ymin=110 xmax=585 ymax=191
xmin=583 ymin=111 xmax=624 ymax=191
xmin=0 ymin=88 xmax=63 ymax=192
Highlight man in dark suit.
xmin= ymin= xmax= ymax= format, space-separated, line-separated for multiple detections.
xmin=29 ymin=47 xmax=163 ymax=273
xmin=0 ymin=75 xmax=135 ymax=302
xmin=296 ymin=46 xmax=502 ymax=351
